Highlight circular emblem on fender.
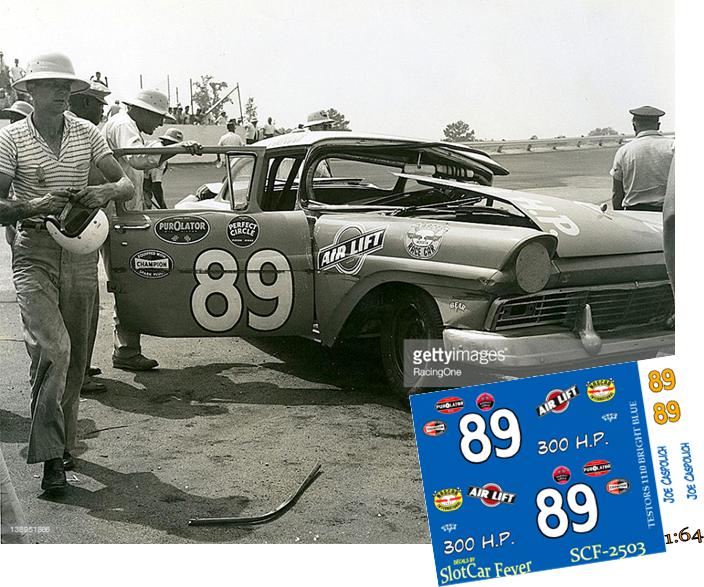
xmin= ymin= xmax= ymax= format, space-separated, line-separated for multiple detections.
xmin=434 ymin=488 xmax=463 ymax=512
xmin=405 ymin=222 xmax=448 ymax=259
xmin=606 ymin=478 xmax=630 ymax=495
xmin=476 ymin=392 xmax=495 ymax=411
xmin=435 ymin=396 xmax=464 ymax=414
xmin=227 ymin=216 xmax=259 ymax=247
xmin=154 ymin=216 xmax=210 ymax=244
xmin=317 ymin=224 xmax=387 ymax=275
xmin=423 ymin=420 xmax=448 ymax=437
xmin=130 ymin=249 xmax=173 ymax=279
xmin=587 ymin=379 xmax=616 ymax=403
xmin=552 ymin=466 xmax=571 ymax=485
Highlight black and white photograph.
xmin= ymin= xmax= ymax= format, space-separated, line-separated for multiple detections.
xmin=0 ymin=0 xmax=694 ymax=585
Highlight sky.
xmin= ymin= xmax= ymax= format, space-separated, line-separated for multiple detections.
xmin=1 ymin=1 xmax=676 ymax=139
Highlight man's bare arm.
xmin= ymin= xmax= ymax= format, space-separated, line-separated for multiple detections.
xmin=612 ymin=178 xmax=625 ymax=210
xmin=73 ymin=155 xmax=135 ymax=208
xmin=0 ymin=172 xmax=70 ymax=224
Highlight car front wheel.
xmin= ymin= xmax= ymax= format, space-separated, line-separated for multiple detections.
xmin=380 ymin=289 xmax=444 ymax=399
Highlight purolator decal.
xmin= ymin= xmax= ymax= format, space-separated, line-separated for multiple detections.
xmin=434 ymin=488 xmax=463 ymax=512
xmin=130 ymin=250 xmax=173 ymax=279
xmin=587 ymin=379 xmax=616 ymax=403
xmin=227 ymin=216 xmax=260 ymax=247
xmin=317 ymin=224 xmax=386 ymax=274
xmin=536 ymin=385 xmax=579 ymax=416
xmin=154 ymin=216 xmax=210 ymax=244
xmin=583 ymin=460 xmax=612 ymax=477
xmin=467 ymin=483 xmax=517 ymax=507
xmin=435 ymin=396 xmax=464 ymax=414
xmin=405 ymin=222 xmax=448 ymax=259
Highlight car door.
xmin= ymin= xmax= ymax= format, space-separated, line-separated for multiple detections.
xmin=106 ymin=147 xmax=314 ymax=338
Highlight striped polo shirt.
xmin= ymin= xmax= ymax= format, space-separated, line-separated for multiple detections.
xmin=0 ymin=112 xmax=112 ymax=205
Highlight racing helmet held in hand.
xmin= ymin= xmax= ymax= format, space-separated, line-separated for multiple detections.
xmin=45 ymin=200 xmax=109 ymax=255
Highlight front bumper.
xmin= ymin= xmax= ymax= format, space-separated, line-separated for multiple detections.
xmin=442 ymin=327 xmax=674 ymax=373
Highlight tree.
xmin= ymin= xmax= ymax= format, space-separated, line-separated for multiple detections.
xmin=588 ymin=127 xmax=618 ymax=136
xmin=443 ymin=120 xmax=476 ymax=142
xmin=245 ymin=97 xmax=258 ymax=122
xmin=192 ymin=75 xmax=230 ymax=119
xmin=326 ymin=108 xmax=350 ymax=130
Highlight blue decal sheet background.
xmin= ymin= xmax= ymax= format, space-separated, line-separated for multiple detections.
xmin=410 ymin=362 xmax=665 ymax=585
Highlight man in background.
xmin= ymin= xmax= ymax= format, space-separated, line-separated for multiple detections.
xmin=262 ymin=117 xmax=277 ymax=139
xmin=102 ymin=88 xmax=201 ymax=371
xmin=216 ymin=118 xmax=244 ymax=167
xmin=611 ymin=106 xmax=674 ymax=211
xmin=68 ymin=81 xmax=112 ymax=394
xmin=9 ymin=58 xmax=25 ymax=85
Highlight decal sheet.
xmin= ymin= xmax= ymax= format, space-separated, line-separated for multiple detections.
xmin=409 ymin=359 xmax=697 ymax=585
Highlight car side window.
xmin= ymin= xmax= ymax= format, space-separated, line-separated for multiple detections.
xmin=261 ymin=155 xmax=305 ymax=211
xmin=226 ymin=154 xmax=256 ymax=209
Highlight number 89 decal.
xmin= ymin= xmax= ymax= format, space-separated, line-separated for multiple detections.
xmin=191 ymin=248 xmax=293 ymax=332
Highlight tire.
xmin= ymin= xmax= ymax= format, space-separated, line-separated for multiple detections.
xmin=380 ymin=289 xmax=444 ymax=399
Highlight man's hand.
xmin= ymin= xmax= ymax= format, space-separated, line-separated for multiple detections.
xmin=72 ymin=185 xmax=113 ymax=209
xmin=179 ymin=141 xmax=203 ymax=156
xmin=36 ymin=190 xmax=71 ymax=215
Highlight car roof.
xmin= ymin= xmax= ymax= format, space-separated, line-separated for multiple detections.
xmin=257 ymin=131 xmax=508 ymax=175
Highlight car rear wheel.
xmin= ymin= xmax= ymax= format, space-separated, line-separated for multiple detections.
xmin=380 ymin=289 xmax=444 ymax=399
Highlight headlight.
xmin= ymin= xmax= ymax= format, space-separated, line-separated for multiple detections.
xmin=515 ymin=241 xmax=551 ymax=293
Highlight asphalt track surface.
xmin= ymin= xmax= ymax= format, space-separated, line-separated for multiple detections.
xmin=0 ymin=146 xmax=617 ymax=544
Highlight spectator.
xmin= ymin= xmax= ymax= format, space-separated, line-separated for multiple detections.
xmin=216 ymin=119 xmax=244 ymax=166
xmin=262 ymin=116 xmax=277 ymax=139
xmin=611 ymin=106 xmax=674 ymax=211
xmin=9 ymin=59 xmax=25 ymax=84
xmin=234 ymin=117 xmax=247 ymax=142
xmin=301 ymin=109 xmax=334 ymax=131
xmin=218 ymin=111 xmax=227 ymax=125
xmin=107 ymin=99 xmax=121 ymax=117
xmin=244 ymin=118 xmax=259 ymax=144
xmin=184 ymin=105 xmax=191 ymax=123
xmin=90 ymin=71 xmax=108 ymax=87
xmin=195 ymin=106 xmax=203 ymax=124
xmin=0 ymin=89 xmax=11 ymax=110
xmin=0 ymin=52 xmax=10 ymax=89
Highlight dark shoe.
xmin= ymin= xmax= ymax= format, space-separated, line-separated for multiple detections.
xmin=112 ymin=354 xmax=159 ymax=371
xmin=81 ymin=377 xmax=107 ymax=394
xmin=41 ymin=458 xmax=67 ymax=493
xmin=87 ymin=366 xmax=102 ymax=377
xmin=62 ymin=451 xmax=75 ymax=471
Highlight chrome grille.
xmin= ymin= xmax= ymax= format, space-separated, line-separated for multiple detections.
xmin=490 ymin=282 xmax=674 ymax=332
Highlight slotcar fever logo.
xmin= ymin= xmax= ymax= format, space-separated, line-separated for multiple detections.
xmin=317 ymin=224 xmax=386 ymax=274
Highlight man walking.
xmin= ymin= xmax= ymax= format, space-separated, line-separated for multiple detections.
xmin=611 ymin=106 xmax=674 ymax=211
xmin=0 ymin=53 xmax=134 ymax=492
xmin=216 ymin=118 xmax=244 ymax=167
xmin=102 ymin=88 xmax=201 ymax=371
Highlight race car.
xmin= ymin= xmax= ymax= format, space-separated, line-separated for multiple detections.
xmin=108 ymin=132 xmax=674 ymax=395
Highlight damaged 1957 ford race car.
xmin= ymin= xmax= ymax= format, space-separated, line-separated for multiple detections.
xmin=108 ymin=132 xmax=674 ymax=396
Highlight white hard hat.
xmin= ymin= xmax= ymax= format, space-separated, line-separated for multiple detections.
xmin=122 ymin=89 xmax=170 ymax=117
xmin=45 ymin=201 xmax=109 ymax=255
xmin=301 ymin=109 xmax=334 ymax=128
xmin=12 ymin=53 xmax=89 ymax=93
xmin=0 ymin=100 xmax=34 ymax=119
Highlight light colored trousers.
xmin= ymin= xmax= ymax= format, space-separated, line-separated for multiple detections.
xmin=12 ymin=229 xmax=97 ymax=463
xmin=0 ymin=448 xmax=29 ymax=543
xmin=99 ymin=242 xmax=142 ymax=358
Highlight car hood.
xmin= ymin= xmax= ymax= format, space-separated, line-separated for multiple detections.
xmin=399 ymin=177 xmax=664 ymax=258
